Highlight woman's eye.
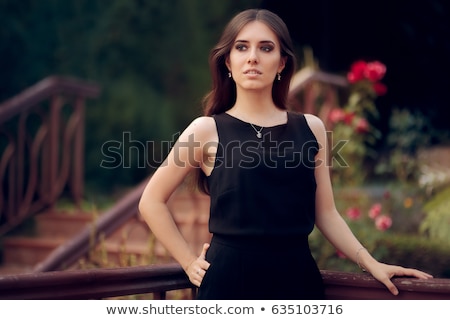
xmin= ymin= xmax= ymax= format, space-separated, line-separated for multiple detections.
xmin=235 ymin=44 xmax=247 ymax=51
xmin=261 ymin=46 xmax=274 ymax=52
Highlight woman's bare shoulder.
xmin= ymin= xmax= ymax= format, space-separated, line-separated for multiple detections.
xmin=303 ymin=113 xmax=326 ymax=136
xmin=190 ymin=116 xmax=216 ymax=128
xmin=181 ymin=116 xmax=217 ymax=141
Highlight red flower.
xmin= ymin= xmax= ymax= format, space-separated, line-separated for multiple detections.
xmin=343 ymin=111 xmax=355 ymax=125
xmin=375 ymin=215 xmax=392 ymax=231
xmin=346 ymin=207 xmax=361 ymax=220
xmin=364 ymin=61 xmax=386 ymax=82
xmin=328 ymin=108 xmax=346 ymax=124
xmin=372 ymin=82 xmax=387 ymax=96
xmin=368 ymin=203 xmax=382 ymax=219
xmin=347 ymin=60 xmax=367 ymax=83
xmin=355 ymin=118 xmax=369 ymax=134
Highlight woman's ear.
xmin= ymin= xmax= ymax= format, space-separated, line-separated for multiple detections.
xmin=278 ymin=56 xmax=287 ymax=73
xmin=225 ymin=56 xmax=231 ymax=71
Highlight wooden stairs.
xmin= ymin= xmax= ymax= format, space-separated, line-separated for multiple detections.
xmin=0 ymin=186 xmax=211 ymax=275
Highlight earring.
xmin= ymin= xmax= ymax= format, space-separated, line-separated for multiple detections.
xmin=228 ymin=72 xmax=232 ymax=78
xmin=277 ymin=72 xmax=281 ymax=81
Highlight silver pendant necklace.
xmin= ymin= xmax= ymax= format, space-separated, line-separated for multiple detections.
xmin=250 ymin=123 xmax=264 ymax=138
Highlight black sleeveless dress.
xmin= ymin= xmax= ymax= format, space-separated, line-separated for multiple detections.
xmin=197 ymin=111 xmax=325 ymax=300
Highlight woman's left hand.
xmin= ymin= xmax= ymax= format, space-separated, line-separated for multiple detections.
xmin=369 ymin=262 xmax=433 ymax=295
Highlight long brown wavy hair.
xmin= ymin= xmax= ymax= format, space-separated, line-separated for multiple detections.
xmin=196 ymin=8 xmax=297 ymax=193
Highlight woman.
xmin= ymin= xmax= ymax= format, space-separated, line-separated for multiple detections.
xmin=138 ymin=8 xmax=432 ymax=299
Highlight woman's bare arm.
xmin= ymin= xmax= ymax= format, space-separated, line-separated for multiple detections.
xmin=138 ymin=116 xmax=216 ymax=286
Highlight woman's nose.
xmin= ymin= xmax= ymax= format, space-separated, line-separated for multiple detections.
xmin=247 ymin=49 xmax=258 ymax=64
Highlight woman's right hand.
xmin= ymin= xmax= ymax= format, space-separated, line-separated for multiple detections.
xmin=185 ymin=243 xmax=211 ymax=287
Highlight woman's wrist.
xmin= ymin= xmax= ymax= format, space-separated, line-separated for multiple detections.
xmin=182 ymin=256 xmax=197 ymax=272
xmin=356 ymin=247 xmax=368 ymax=271
xmin=356 ymin=247 xmax=378 ymax=273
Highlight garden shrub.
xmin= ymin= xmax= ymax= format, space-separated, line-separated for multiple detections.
xmin=375 ymin=234 xmax=450 ymax=278
xmin=310 ymin=229 xmax=450 ymax=278
xmin=419 ymin=185 xmax=450 ymax=244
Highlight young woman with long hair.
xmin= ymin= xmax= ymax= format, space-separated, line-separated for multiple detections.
xmin=139 ymin=8 xmax=432 ymax=299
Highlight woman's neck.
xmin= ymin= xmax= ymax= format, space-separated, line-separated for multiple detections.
xmin=228 ymin=90 xmax=286 ymax=126
xmin=227 ymin=95 xmax=287 ymax=127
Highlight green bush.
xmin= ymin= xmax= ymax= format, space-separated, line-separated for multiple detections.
xmin=375 ymin=234 xmax=450 ymax=278
xmin=419 ymin=185 xmax=450 ymax=244
xmin=310 ymin=229 xmax=450 ymax=278
xmin=309 ymin=184 xmax=450 ymax=278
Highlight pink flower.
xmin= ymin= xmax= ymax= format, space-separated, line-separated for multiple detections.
xmin=336 ymin=250 xmax=347 ymax=259
xmin=355 ymin=118 xmax=369 ymax=134
xmin=372 ymin=82 xmax=387 ymax=96
xmin=328 ymin=108 xmax=346 ymax=124
xmin=375 ymin=215 xmax=392 ymax=231
xmin=346 ymin=207 xmax=361 ymax=220
xmin=347 ymin=60 xmax=367 ymax=83
xmin=368 ymin=203 xmax=382 ymax=219
xmin=364 ymin=61 xmax=386 ymax=82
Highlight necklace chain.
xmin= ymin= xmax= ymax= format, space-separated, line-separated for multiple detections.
xmin=250 ymin=123 xmax=264 ymax=138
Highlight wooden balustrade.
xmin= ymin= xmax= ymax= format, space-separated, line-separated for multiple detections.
xmin=0 ymin=263 xmax=449 ymax=300
xmin=0 ymin=76 xmax=100 ymax=236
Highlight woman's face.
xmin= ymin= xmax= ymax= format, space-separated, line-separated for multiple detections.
xmin=226 ymin=21 xmax=286 ymax=92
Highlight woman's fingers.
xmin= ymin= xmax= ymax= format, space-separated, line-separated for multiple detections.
xmin=187 ymin=243 xmax=211 ymax=287
xmin=381 ymin=277 xmax=399 ymax=296
xmin=200 ymin=243 xmax=210 ymax=259
xmin=192 ymin=267 xmax=206 ymax=287
xmin=374 ymin=264 xmax=434 ymax=296
xmin=401 ymin=268 xmax=433 ymax=279
xmin=200 ymin=243 xmax=211 ymax=269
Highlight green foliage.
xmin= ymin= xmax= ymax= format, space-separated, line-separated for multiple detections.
xmin=420 ymin=186 xmax=450 ymax=244
xmin=375 ymin=108 xmax=436 ymax=183
xmin=311 ymin=224 xmax=450 ymax=278
xmin=310 ymin=184 xmax=450 ymax=277
xmin=375 ymin=235 xmax=450 ymax=278
xmin=84 ymin=74 xmax=178 ymax=187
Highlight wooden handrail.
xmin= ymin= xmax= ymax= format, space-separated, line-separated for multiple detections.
xmin=0 ymin=263 xmax=195 ymax=300
xmin=1 ymin=263 xmax=449 ymax=300
xmin=0 ymin=76 xmax=100 ymax=124
xmin=289 ymin=66 xmax=348 ymax=97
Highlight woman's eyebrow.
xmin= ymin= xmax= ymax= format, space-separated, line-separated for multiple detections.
xmin=234 ymin=40 xmax=276 ymax=45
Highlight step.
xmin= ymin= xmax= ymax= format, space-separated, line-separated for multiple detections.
xmin=1 ymin=236 xmax=66 ymax=266
xmin=34 ymin=210 xmax=95 ymax=238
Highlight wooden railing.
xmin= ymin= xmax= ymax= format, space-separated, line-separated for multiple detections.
xmin=0 ymin=76 xmax=101 ymax=236
xmin=1 ymin=263 xmax=449 ymax=300
xmin=288 ymin=66 xmax=348 ymax=129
